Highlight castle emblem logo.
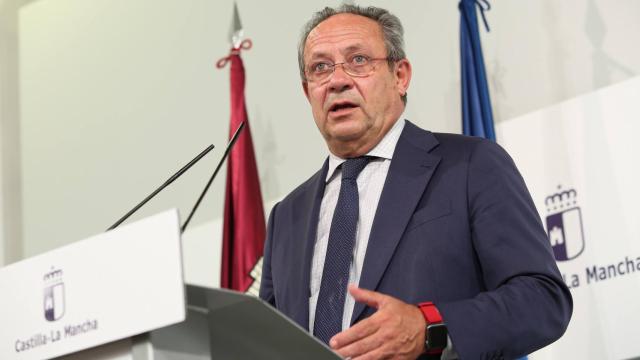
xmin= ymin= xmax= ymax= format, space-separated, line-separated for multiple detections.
xmin=545 ymin=186 xmax=585 ymax=261
xmin=43 ymin=267 xmax=65 ymax=321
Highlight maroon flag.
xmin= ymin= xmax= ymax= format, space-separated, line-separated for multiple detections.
xmin=217 ymin=40 xmax=266 ymax=293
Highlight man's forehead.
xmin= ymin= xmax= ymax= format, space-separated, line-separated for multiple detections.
xmin=305 ymin=13 xmax=384 ymax=54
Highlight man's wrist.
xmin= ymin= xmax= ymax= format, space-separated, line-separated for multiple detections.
xmin=417 ymin=302 xmax=448 ymax=355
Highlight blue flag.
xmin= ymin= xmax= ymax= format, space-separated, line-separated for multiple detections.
xmin=459 ymin=0 xmax=496 ymax=141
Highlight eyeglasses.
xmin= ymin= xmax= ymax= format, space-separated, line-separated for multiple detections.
xmin=305 ymin=55 xmax=390 ymax=83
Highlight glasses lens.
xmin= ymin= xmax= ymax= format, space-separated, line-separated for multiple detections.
xmin=306 ymin=67 xmax=330 ymax=82
xmin=314 ymin=71 xmax=331 ymax=82
xmin=345 ymin=63 xmax=372 ymax=77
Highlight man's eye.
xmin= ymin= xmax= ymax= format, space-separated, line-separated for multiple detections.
xmin=351 ymin=55 xmax=369 ymax=65
xmin=312 ymin=62 xmax=331 ymax=73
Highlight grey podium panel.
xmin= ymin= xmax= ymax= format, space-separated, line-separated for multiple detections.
xmin=55 ymin=337 xmax=135 ymax=360
xmin=186 ymin=285 xmax=340 ymax=360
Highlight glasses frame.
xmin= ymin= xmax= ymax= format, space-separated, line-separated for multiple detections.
xmin=304 ymin=57 xmax=391 ymax=84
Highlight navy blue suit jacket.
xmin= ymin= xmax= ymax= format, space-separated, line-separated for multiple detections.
xmin=260 ymin=121 xmax=572 ymax=359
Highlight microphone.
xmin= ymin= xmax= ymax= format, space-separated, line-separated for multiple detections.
xmin=107 ymin=144 xmax=215 ymax=231
xmin=180 ymin=121 xmax=245 ymax=233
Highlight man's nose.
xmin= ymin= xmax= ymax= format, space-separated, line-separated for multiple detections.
xmin=327 ymin=64 xmax=354 ymax=93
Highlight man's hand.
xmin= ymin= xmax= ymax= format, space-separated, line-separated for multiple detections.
xmin=329 ymin=285 xmax=426 ymax=360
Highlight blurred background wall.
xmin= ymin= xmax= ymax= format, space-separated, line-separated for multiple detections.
xmin=0 ymin=0 xmax=638 ymax=280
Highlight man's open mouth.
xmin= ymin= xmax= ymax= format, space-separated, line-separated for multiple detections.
xmin=329 ymin=102 xmax=359 ymax=113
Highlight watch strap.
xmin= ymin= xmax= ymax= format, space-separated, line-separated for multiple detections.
xmin=418 ymin=302 xmax=446 ymax=355
xmin=418 ymin=302 xmax=443 ymax=325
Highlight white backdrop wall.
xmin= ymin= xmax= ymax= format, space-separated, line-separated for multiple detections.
xmin=0 ymin=0 xmax=23 ymax=267
xmin=498 ymin=76 xmax=640 ymax=360
xmin=0 ymin=0 xmax=639 ymax=270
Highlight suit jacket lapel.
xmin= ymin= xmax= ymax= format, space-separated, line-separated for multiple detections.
xmin=351 ymin=121 xmax=441 ymax=324
xmin=290 ymin=158 xmax=328 ymax=329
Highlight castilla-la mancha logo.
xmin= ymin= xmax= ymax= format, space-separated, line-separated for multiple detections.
xmin=545 ymin=186 xmax=585 ymax=261
xmin=43 ymin=267 xmax=65 ymax=321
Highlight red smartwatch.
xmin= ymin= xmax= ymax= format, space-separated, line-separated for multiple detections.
xmin=417 ymin=302 xmax=448 ymax=355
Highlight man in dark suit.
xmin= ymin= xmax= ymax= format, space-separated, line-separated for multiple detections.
xmin=260 ymin=5 xmax=572 ymax=359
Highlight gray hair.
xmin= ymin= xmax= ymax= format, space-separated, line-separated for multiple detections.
xmin=298 ymin=5 xmax=407 ymax=103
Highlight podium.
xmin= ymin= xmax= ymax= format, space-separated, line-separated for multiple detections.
xmin=0 ymin=210 xmax=339 ymax=360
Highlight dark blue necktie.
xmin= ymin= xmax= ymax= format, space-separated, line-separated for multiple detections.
xmin=314 ymin=156 xmax=371 ymax=344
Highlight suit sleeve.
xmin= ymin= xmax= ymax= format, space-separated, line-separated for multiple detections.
xmin=436 ymin=140 xmax=573 ymax=360
xmin=259 ymin=202 xmax=279 ymax=306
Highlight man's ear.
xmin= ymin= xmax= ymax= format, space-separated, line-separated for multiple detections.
xmin=395 ymin=59 xmax=412 ymax=97
xmin=302 ymin=81 xmax=310 ymax=100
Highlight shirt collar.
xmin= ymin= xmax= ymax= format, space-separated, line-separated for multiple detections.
xmin=325 ymin=113 xmax=406 ymax=182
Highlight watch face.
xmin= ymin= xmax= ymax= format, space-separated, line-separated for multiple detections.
xmin=426 ymin=324 xmax=448 ymax=350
